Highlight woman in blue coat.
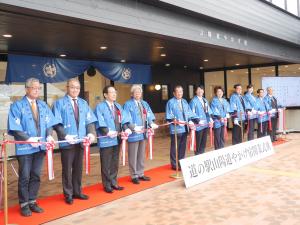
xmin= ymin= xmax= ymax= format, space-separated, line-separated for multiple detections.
xmin=189 ymin=85 xmax=213 ymax=155
xmin=210 ymin=86 xmax=231 ymax=150
xmin=123 ymin=85 xmax=158 ymax=184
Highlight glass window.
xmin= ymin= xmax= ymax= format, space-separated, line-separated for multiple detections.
xmin=287 ymin=0 xmax=298 ymax=15
xmin=84 ymin=70 xmax=110 ymax=109
xmin=272 ymin=0 xmax=286 ymax=9
xmin=279 ymin=64 xmax=300 ymax=76
xmin=226 ymin=69 xmax=248 ymax=97
xmin=251 ymin=66 xmax=275 ymax=90
xmin=204 ymin=71 xmax=224 ymax=101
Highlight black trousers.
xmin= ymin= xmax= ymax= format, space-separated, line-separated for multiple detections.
xmin=99 ymin=145 xmax=120 ymax=189
xmin=247 ymin=119 xmax=256 ymax=141
xmin=232 ymin=122 xmax=245 ymax=145
xmin=214 ymin=126 xmax=224 ymax=150
xmin=170 ymin=132 xmax=187 ymax=169
xmin=268 ymin=117 xmax=278 ymax=142
xmin=195 ymin=128 xmax=208 ymax=155
xmin=17 ymin=151 xmax=45 ymax=206
xmin=257 ymin=121 xmax=268 ymax=138
xmin=61 ymin=144 xmax=84 ymax=197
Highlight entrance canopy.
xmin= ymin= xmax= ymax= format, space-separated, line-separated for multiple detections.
xmin=5 ymin=54 xmax=151 ymax=84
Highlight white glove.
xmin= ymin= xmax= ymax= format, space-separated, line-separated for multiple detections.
xmin=178 ymin=120 xmax=186 ymax=127
xmin=258 ymin=111 xmax=264 ymax=116
xmin=272 ymin=109 xmax=276 ymax=113
xmin=234 ymin=118 xmax=239 ymax=125
xmin=107 ymin=130 xmax=118 ymax=138
xmin=199 ymin=120 xmax=206 ymax=125
xmin=27 ymin=137 xmax=41 ymax=148
xmin=220 ymin=118 xmax=224 ymax=123
xmin=247 ymin=111 xmax=252 ymax=116
xmin=124 ymin=128 xmax=132 ymax=135
xmin=46 ymin=135 xmax=55 ymax=143
xmin=87 ymin=133 xmax=95 ymax=143
xmin=188 ymin=121 xmax=195 ymax=130
xmin=65 ymin=134 xmax=77 ymax=144
xmin=150 ymin=123 xmax=159 ymax=129
xmin=209 ymin=118 xmax=214 ymax=123
xmin=134 ymin=125 xmax=144 ymax=133
xmin=226 ymin=113 xmax=230 ymax=119
xmin=252 ymin=109 xmax=257 ymax=114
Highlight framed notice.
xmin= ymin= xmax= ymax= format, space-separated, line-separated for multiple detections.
xmin=161 ymin=85 xmax=169 ymax=100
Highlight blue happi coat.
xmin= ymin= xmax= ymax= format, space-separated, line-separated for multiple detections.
xmin=264 ymin=94 xmax=281 ymax=118
xmin=229 ymin=93 xmax=250 ymax=121
xmin=256 ymin=97 xmax=271 ymax=123
xmin=244 ymin=92 xmax=259 ymax=120
xmin=52 ymin=95 xmax=97 ymax=148
xmin=94 ymin=101 xmax=131 ymax=148
xmin=189 ymin=96 xmax=212 ymax=131
xmin=210 ymin=96 xmax=231 ymax=129
xmin=165 ymin=97 xmax=198 ymax=134
xmin=123 ymin=98 xmax=155 ymax=142
xmin=8 ymin=96 xmax=59 ymax=155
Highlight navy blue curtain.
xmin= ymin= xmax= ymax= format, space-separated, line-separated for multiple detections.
xmin=5 ymin=54 xmax=152 ymax=84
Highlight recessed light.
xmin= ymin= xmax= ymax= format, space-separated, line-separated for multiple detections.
xmin=199 ymin=67 xmax=204 ymax=69
xmin=100 ymin=46 xmax=107 ymax=50
xmin=165 ymin=63 xmax=170 ymax=67
xmin=156 ymin=46 xmax=164 ymax=49
xmin=2 ymin=34 xmax=12 ymax=38
xmin=235 ymin=63 xmax=240 ymax=66
xmin=160 ymin=53 xmax=166 ymax=57
xmin=121 ymin=59 xmax=126 ymax=63
xmin=203 ymin=59 xmax=208 ymax=62
xmin=59 ymin=54 xmax=66 ymax=57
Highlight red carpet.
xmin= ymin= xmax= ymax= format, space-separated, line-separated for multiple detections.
xmin=272 ymin=137 xmax=287 ymax=146
xmin=0 ymin=165 xmax=176 ymax=225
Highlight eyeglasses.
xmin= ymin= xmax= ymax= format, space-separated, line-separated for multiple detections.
xmin=27 ymin=87 xmax=42 ymax=91
xmin=68 ymin=86 xmax=80 ymax=90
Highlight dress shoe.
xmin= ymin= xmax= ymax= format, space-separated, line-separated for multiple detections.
xmin=132 ymin=178 xmax=140 ymax=184
xmin=104 ymin=187 xmax=114 ymax=193
xmin=139 ymin=176 xmax=151 ymax=181
xmin=112 ymin=185 xmax=124 ymax=191
xmin=73 ymin=193 xmax=89 ymax=200
xmin=20 ymin=205 xmax=32 ymax=217
xmin=29 ymin=203 xmax=44 ymax=213
xmin=65 ymin=196 xmax=73 ymax=205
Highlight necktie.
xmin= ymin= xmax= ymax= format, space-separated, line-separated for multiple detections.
xmin=272 ymin=97 xmax=278 ymax=109
xmin=111 ymin=104 xmax=115 ymax=119
xmin=240 ymin=96 xmax=246 ymax=111
xmin=138 ymin=101 xmax=145 ymax=124
xmin=178 ymin=100 xmax=183 ymax=111
xmin=31 ymin=100 xmax=38 ymax=121
xmin=73 ymin=99 xmax=79 ymax=125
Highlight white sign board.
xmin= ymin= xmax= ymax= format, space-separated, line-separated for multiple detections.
xmin=180 ymin=136 xmax=274 ymax=188
xmin=262 ymin=76 xmax=300 ymax=107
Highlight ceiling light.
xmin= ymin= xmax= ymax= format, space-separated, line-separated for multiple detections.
xmin=121 ymin=59 xmax=126 ymax=63
xmin=2 ymin=34 xmax=12 ymax=38
xmin=199 ymin=67 xmax=204 ymax=70
xmin=100 ymin=46 xmax=107 ymax=50
xmin=160 ymin=53 xmax=166 ymax=57
xmin=165 ymin=63 xmax=170 ymax=67
xmin=235 ymin=63 xmax=240 ymax=66
xmin=156 ymin=46 xmax=164 ymax=49
xmin=203 ymin=59 xmax=208 ymax=62
xmin=59 ymin=54 xmax=66 ymax=57
xmin=154 ymin=84 xmax=161 ymax=90
xmin=184 ymin=65 xmax=188 ymax=69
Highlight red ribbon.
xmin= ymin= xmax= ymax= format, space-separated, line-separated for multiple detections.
xmin=224 ymin=118 xmax=228 ymax=141
xmin=46 ymin=142 xmax=55 ymax=180
xmin=83 ymin=138 xmax=91 ymax=175
xmin=210 ymin=126 xmax=214 ymax=147
xmin=117 ymin=109 xmax=122 ymax=123
xmin=147 ymin=128 xmax=154 ymax=159
xmin=268 ymin=113 xmax=272 ymax=131
xmin=120 ymin=132 xmax=128 ymax=166
xmin=189 ymin=129 xmax=196 ymax=152
xmin=260 ymin=115 xmax=263 ymax=133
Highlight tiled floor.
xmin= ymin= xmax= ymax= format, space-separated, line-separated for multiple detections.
xmin=5 ymin=132 xmax=300 ymax=225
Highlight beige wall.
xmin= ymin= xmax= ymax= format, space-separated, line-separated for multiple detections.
xmin=226 ymin=69 xmax=248 ymax=96
xmin=114 ymin=82 xmax=132 ymax=105
xmin=204 ymin=71 xmax=224 ymax=101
